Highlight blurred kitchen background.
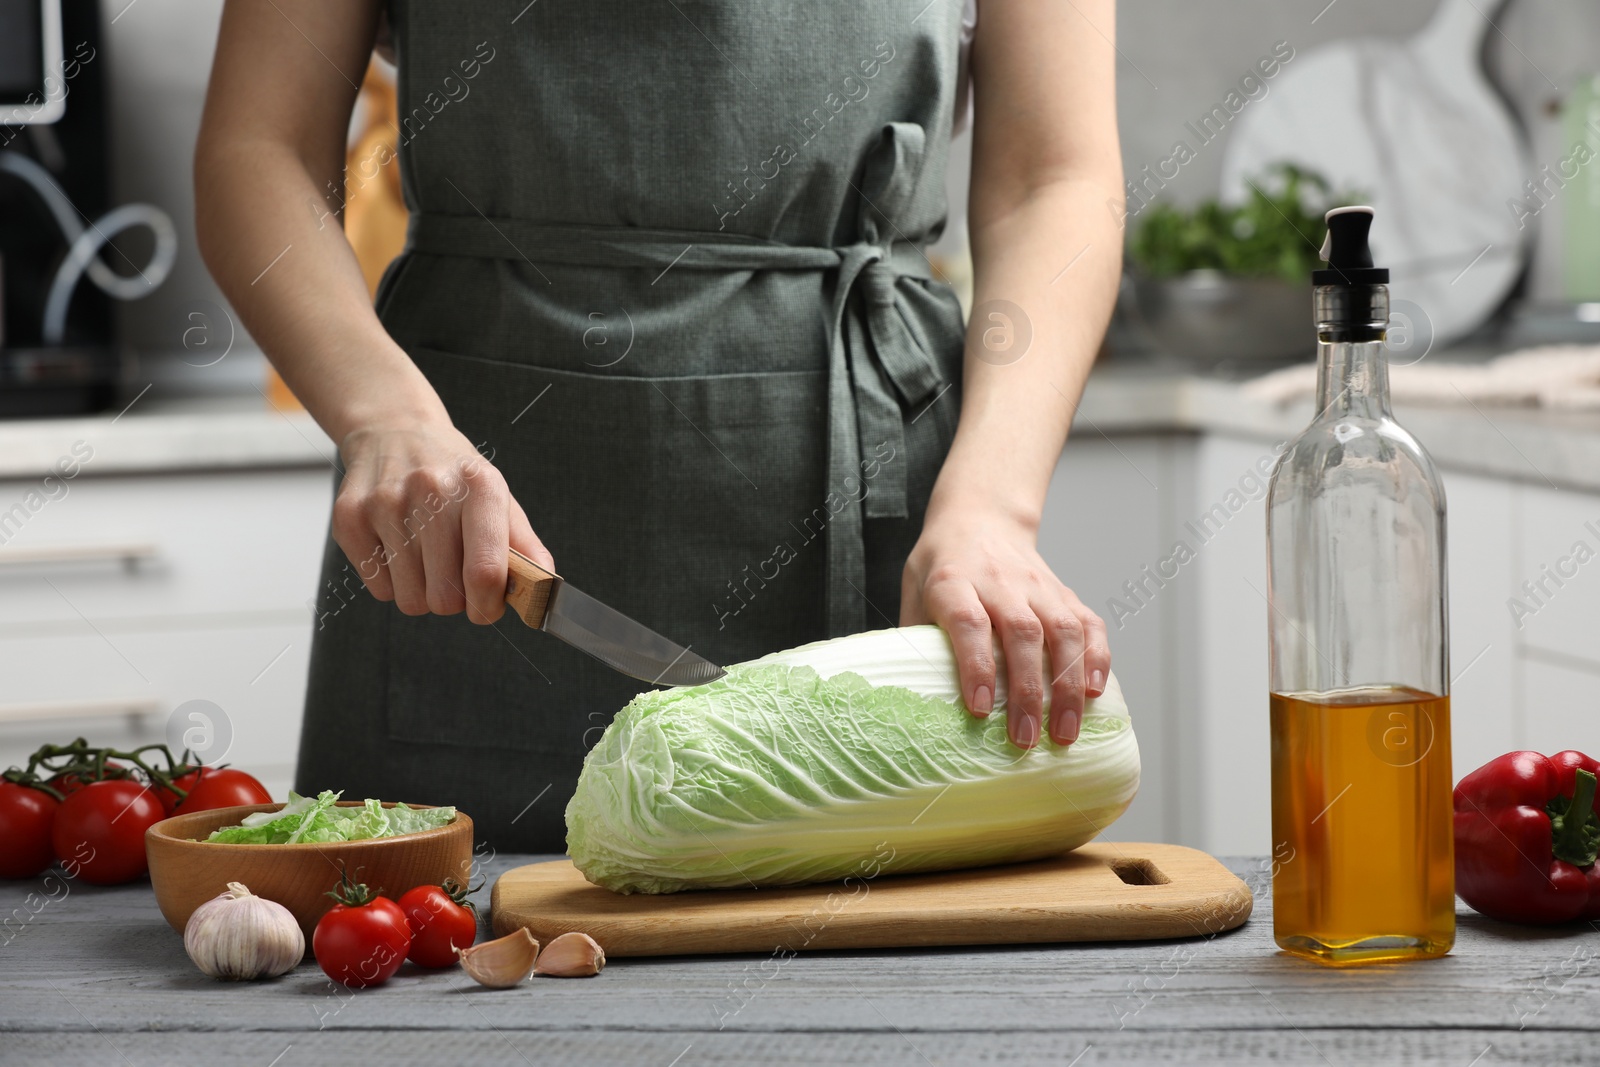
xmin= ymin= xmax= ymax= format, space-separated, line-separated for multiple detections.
xmin=1 ymin=0 xmax=1597 ymax=854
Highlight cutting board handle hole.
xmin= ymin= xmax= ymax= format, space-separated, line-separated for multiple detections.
xmin=1110 ymin=858 xmax=1169 ymax=886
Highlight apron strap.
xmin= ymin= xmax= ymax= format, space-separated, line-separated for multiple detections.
xmin=407 ymin=123 xmax=952 ymax=636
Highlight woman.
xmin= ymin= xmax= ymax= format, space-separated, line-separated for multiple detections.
xmin=195 ymin=0 xmax=1123 ymax=852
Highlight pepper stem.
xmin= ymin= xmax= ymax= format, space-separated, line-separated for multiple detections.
xmin=1551 ymin=768 xmax=1600 ymax=869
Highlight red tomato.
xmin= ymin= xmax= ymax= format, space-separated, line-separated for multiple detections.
xmin=154 ymin=769 xmax=201 ymax=815
xmin=48 ymin=762 xmax=129 ymax=796
xmin=0 ymin=781 xmax=60 ymax=879
xmin=399 ymin=880 xmax=478 ymax=967
xmin=170 ymin=767 xmax=272 ymax=816
xmin=51 ymin=779 xmax=165 ymax=885
xmin=314 ymin=878 xmax=411 ymax=988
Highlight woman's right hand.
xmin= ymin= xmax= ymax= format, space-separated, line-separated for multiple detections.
xmin=332 ymin=419 xmax=553 ymax=625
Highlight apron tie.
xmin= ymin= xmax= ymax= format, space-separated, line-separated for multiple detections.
xmin=407 ymin=123 xmax=953 ymax=636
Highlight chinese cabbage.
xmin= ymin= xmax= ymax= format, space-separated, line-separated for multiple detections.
xmin=566 ymin=625 xmax=1140 ymax=894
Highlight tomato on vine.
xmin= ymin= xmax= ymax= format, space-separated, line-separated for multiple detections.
xmin=4 ymin=738 xmax=277 ymax=884
xmin=51 ymin=779 xmax=166 ymax=885
xmin=0 ymin=780 xmax=60 ymax=879
xmin=48 ymin=761 xmax=130 ymax=796
xmin=160 ymin=766 xmax=272 ymax=816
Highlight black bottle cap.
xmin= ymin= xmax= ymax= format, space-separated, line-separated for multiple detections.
xmin=1311 ymin=206 xmax=1389 ymax=285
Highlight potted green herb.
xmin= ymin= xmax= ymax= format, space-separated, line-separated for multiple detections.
xmin=1126 ymin=163 xmax=1361 ymax=366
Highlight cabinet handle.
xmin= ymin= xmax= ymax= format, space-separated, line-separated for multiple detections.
xmin=0 ymin=698 xmax=161 ymax=724
xmin=0 ymin=543 xmax=158 ymax=570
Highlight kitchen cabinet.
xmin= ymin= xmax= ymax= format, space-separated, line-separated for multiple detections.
xmin=1445 ymin=473 xmax=1520 ymax=781
xmin=1037 ymin=433 xmax=1196 ymax=846
xmin=1513 ymin=484 xmax=1600 ymax=670
xmin=0 ymin=468 xmax=332 ymax=799
xmin=1181 ymin=434 xmax=1276 ymax=858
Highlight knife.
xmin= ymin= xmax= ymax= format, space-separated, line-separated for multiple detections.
xmin=503 ymin=548 xmax=727 ymax=687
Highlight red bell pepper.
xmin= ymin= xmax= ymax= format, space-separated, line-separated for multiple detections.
xmin=1453 ymin=750 xmax=1600 ymax=925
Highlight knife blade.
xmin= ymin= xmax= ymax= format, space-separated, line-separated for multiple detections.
xmin=503 ymin=548 xmax=726 ymax=687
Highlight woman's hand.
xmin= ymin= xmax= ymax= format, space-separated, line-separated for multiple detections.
xmin=900 ymin=510 xmax=1109 ymax=749
xmin=333 ymin=419 xmax=553 ymax=624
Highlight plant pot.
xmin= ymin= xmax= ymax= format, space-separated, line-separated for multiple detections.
xmin=1130 ymin=270 xmax=1311 ymax=369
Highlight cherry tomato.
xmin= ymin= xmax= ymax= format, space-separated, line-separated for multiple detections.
xmin=399 ymin=880 xmax=478 ymax=967
xmin=0 ymin=781 xmax=60 ymax=879
xmin=154 ymin=769 xmax=201 ymax=815
xmin=51 ymin=779 xmax=165 ymax=885
xmin=170 ymin=767 xmax=272 ymax=816
xmin=48 ymin=762 xmax=129 ymax=796
xmin=314 ymin=874 xmax=411 ymax=988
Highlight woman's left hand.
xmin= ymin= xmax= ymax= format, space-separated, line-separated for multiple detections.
xmin=900 ymin=511 xmax=1109 ymax=750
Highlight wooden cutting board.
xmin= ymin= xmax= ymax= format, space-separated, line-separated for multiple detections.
xmin=491 ymin=843 xmax=1252 ymax=957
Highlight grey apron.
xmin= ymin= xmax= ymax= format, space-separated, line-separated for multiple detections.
xmin=296 ymin=0 xmax=968 ymax=852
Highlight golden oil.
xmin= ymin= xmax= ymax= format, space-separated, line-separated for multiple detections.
xmin=1269 ymin=687 xmax=1454 ymax=964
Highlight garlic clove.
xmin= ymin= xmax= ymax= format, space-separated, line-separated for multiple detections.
xmin=458 ymin=928 xmax=540 ymax=988
xmin=184 ymin=881 xmax=304 ymax=981
xmin=534 ymin=931 xmax=606 ymax=978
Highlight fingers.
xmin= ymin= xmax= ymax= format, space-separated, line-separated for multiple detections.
xmin=901 ymin=531 xmax=1110 ymax=750
xmin=1036 ymin=593 xmax=1086 ymax=746
xmin=1073 ymin=592 xmax=1111 ymax=698
xmin=458 ymin=462 xmax=511 ymax=625
xmin=371 ymin=487 xmax=430 ymax=615
xmin=923 ymin=572 xmax=996 ymax=721
xmin=418 ymin=470 xmax=468 ymax=617
xmin=331 ymin=475 xmax=394 ymax=603
xmin=899 ymin=561 xmax=931 ymax=626
xmin=331 ymin=438 xmax=548 ymax=624
xmin=996 ymin=600 xmax=1046 ymax=749
xmin=506 ymin=496 xmax=555 ymax=573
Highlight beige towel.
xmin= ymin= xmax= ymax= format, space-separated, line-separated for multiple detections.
xmin=1243 ymin=345 xmax=1600 ymax=410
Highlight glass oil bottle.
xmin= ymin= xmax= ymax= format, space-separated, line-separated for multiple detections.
xmin=1265 ymin=207 xmax=1454 ymax=964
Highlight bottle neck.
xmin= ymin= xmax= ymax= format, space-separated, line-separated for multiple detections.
xmin=1313 ymin=283 xmax=1391 ymax=418
xmin=1316 ymin=339 xmax=1391 ymax=418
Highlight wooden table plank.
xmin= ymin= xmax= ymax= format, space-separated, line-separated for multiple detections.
xmin=2 ymin=1029 xmax=1596 ymax=1066
xmin=3 ymin=855 xmax=1597 ymax=1066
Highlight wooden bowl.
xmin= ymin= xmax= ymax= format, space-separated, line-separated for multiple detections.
xmin=146 ymin=802 xmax=474 ymax=944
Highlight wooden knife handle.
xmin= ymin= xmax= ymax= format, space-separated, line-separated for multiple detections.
xmin=505 ymin=548 xmax=560 ymax=628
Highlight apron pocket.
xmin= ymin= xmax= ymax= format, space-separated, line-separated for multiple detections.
xmin=383 ymin=346 xmax=831 ymax=755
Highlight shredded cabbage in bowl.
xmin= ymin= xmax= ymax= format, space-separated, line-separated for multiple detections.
xmin=204 ymin=790 xmax=456 ymax=844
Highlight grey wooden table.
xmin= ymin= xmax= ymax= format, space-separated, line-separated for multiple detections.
xmin=3 ymin=854 xmax=1597 ymax=1066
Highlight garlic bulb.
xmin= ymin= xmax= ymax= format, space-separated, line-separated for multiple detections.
xmin=184 ymin=882 xmax=304 ymax=980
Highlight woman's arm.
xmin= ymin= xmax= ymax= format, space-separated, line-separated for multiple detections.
xmin=196 ymin=0 xmax=550 ymax=625
xmin=901 ymin=0 xmax=1124 ymax=748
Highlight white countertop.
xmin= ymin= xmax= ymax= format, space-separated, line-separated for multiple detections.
xmin=3 ymin=365 xmax=1597 ymax=496
xmin=0 ymin=392 xmax=336 ymax=481
xmin=1081 ymin=360 xmax=1600 ymax=495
